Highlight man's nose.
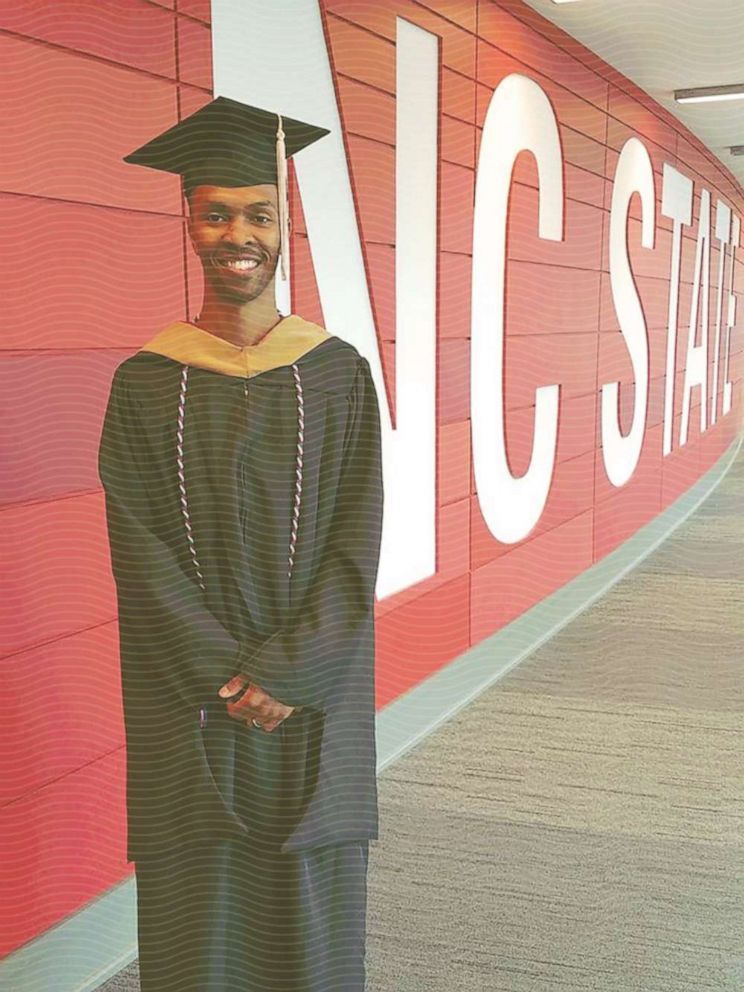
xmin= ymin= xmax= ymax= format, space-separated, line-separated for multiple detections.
xmin=222 ymin=216 xmax=258 ymax=245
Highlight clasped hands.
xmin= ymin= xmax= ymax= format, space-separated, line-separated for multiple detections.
xmin=218 ymin=674 xmax=301 ymax=732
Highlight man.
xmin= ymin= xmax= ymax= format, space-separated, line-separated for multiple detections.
xmin=97 ymin=96 xmax=384 ymax=992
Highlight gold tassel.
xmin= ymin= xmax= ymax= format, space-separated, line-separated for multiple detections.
xmin=275 ymin=113 xmax=289 ymax=282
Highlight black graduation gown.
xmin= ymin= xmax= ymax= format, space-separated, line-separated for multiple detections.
xmin=97 ymin=314 xmax=384 ymax=863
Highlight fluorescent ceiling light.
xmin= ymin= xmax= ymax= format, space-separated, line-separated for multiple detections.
xmin=675 ymin=83 xmax=744 ymax=104
xmin=730 ymin=145 xmax=744 ymax=156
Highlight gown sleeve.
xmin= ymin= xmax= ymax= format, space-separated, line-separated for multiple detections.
xmin=97 ymin=365 xmax=274 ymax=709
xmin=235 ymin=356 xmax=384 ymax=713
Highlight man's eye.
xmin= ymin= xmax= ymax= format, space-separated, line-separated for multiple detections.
xmin=206 ymin=212 xmax=227 ymax=222
xmin=254 ymin=214 xmax=273 ymax=225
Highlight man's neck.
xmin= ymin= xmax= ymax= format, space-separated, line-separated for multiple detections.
xmin=194 ymin=293 xmax=285 ymax=348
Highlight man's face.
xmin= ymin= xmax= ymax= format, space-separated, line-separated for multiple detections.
xmin=186 ymin=183 xmax=285 ymax=304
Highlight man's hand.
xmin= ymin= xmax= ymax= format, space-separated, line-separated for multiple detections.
xmin=217 ymin=675 xmax=299 ymax=732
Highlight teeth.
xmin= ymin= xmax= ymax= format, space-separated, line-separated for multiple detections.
xmin=223 ymin=258 xmax=259 ymax=270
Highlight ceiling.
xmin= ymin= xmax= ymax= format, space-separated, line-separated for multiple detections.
xmin=520 ymin=0 xmax=744 ymax=192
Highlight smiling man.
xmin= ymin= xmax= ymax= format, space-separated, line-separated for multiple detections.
xmin=98 ymin=97 xmax=384 ymax=992
xmin=189 ymin=182 xmax=285 ymax=343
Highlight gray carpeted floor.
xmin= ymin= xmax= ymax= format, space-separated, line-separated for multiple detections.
xmin=101 ymin=441 xmax=744 ymax=991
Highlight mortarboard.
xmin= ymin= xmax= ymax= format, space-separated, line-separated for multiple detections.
xmin=123 ymin=96 xmax=330 ymax=280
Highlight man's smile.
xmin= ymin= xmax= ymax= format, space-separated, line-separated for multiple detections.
xmin=214 ymin=251 xmax=265 ymax=275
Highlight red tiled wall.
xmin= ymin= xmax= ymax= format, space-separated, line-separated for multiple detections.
xmin=2 ymin=0 xmax=742 ymax=958
xmin=0 ymin=0 xmax=215 ymax=957
xmin=315 ymin=0 xmax=744 ymax=703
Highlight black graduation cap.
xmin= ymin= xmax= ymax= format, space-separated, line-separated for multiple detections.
xmin=123 ymin=96 xmax=330 ymax=279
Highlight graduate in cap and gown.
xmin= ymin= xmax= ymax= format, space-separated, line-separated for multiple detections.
xmin=97 ymin=95 xmax=385 ymax=991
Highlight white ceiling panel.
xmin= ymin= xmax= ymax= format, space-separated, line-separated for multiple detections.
xmin=520 ymin=0 xmax=744 ymax=191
